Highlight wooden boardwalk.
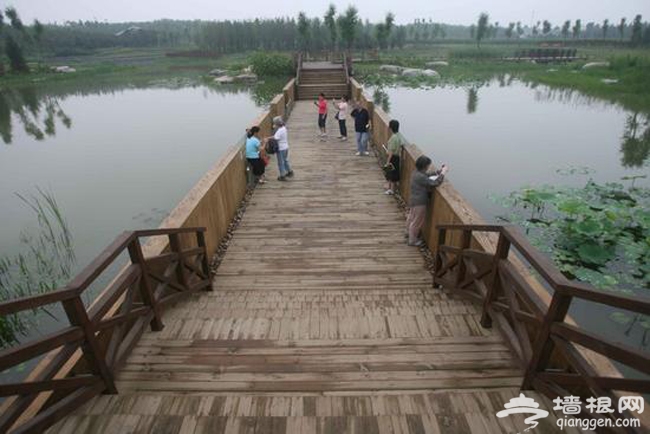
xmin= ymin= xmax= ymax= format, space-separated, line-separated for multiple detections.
xmin=48 ymin=102 xmax=578 ymax=433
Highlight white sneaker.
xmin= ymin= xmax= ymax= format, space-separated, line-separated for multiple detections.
xmin=355 ymin=152 xmax=361 ymax=156
xmin=363 ymin=151 xmax=370 ymax=156
xmin=384 ymin=189 xmax=394 ymax=195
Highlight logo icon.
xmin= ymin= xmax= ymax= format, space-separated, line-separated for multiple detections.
xmin=496 ymin=393 xmax=549 ymax=432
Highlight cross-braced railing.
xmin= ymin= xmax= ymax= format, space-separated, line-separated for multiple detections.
xmin=0 ymin=227 xmax=211 ymax=433
xmin=434 ymin=224 xmax=650 ymax=433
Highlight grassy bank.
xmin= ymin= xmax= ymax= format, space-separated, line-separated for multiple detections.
xmin=353 ymin=43 xmax=650 ymax=113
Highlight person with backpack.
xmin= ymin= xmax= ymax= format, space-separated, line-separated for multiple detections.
xmin=350 ymin=100 xmax=370 ymax=156
xmin=383 ymin=119 xmax=407 ymax=195
xmin=406 ymin=155 xmax=449 ymax=247
xmin=266 ymin=116 xmax=293 ymax=181
xmin=333 ymin=96 xmax=349 ymax=141
xmin=245 ymin=126 xmax=266 ymax=184
xmin=314 ymin=93 xmax=328 ymax=140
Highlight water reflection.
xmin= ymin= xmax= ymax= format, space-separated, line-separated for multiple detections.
xmin=621 ymin=113 xmax=650 ymax=168
xmin=0 ymin=89 xmax=72 ymax=144
xmin=466 ymin=88 xmax=478 ymax=114
xmin=0 ymin=77 xmax=286 ymax=145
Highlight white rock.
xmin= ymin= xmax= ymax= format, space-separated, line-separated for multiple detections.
xmin=53 ymin=66 xmax=76 ymax=73
xmin=380 ymin=64 xmax=403 ymax=74
xmin=582 ymin=61 xmax=610 ymax=70
xmin=401 ymin=68 xmax=439 ymax=78
xmin=235 ymin=73 xmax=258 ymax=83
xmin=426 ymin=61 xmax=449 ymax=67
xmin=421 ymin=69 xmax=440 ymax=77
xmin=214 ymin=76 xmax=235 ymax=84
xmin=601 ymin=78 xmax=619 ymax=84
xmin=208 ymin=68 xmax=226 ymax=77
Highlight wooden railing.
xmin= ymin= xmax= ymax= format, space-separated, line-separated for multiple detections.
xmin=435 ymin=224 xmax=650 ymax=432
xmin=0 ymin=228 xmax=210 ymax=433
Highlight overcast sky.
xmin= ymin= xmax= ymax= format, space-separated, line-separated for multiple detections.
xmin=14 ymin=0 xmax=650 ymax=26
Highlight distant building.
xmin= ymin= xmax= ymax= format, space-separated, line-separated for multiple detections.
xmin=115 ymin=26 xmax=143 ymax=37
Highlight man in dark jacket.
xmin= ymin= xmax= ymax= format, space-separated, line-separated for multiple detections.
xmin=350 ymin=101 xmax=370 ymax=156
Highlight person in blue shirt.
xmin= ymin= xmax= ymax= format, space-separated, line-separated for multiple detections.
xmin=245 ymin=126 xmax=266 ymax=184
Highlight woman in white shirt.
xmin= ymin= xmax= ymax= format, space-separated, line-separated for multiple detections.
xmin=270 ymin=116 xmax=293 ymax=181
xmin=333 ymin=96 xmax=349 ymax=141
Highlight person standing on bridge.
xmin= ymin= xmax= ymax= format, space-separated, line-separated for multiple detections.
xmin=314 ymin=93 xmax=328 ymax=140
xmin=384 ymin=119 xmax=407 ymax=195
xmin=270 ymin=116 xmax=293 ymax=181
xmin=333 ymin=96 xmax=349 ymax=141
xmin=351 ymin=100 xmax=370 ymax=156
xmin=245 ymin=126 xmax=266 ymax=184
xmin=406 ymin=156 xmax=449 ymax=247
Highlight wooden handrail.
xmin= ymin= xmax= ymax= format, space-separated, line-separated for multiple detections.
xmin=0 ymin=227 xmax=211 ymax=433
xmin=434 ymin=223 xmax=650 ymax=431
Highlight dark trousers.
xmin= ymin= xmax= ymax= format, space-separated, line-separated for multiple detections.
xmin=338 ymin=119 xmax=347 ymax=137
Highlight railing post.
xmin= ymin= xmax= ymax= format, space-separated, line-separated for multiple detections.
xmin=62 ymin=296 xmax=117 ymax=394
xmin=522 ymin=290 xmax=573 ymax=390
xmin=127 ymin=238 xmax=164 ymax=331
xmin=196 ymin=231 xmax=212 ymax=291
xmin=433 ymin=228 xmax=447 ymax=288
xmin=455 ymin=230 xmax=472 ymax=288
xmin=480 ymin=230 xmax=511 ymax=328
xmin=169 ymin=233 xmax=189 ymax=289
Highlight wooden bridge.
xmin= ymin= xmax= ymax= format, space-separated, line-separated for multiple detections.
xmin=0 ymin=62 xmax=648 ymax=434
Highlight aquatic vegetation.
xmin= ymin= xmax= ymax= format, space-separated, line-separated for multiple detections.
xmin=495 ymin=176 xmax=650 ymax=346
xmin=249 ymin=52 xmax=293 ymax=77
xmin=0 ymin=188 xmax=75 ymax=349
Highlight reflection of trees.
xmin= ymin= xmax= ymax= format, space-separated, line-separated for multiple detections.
xmin=467 ymin=87 xmax=478 ymax=114
xmin=621 ymin=113 xmax=650 ymax=168
xmin=0 ymin=88 xmax=72 ymax=144
xmin=372 ymin=87 xmax=391 ymax=113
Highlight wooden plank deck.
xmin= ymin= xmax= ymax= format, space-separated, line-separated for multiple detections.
xmin=48 ymin=102 xmax=580 ymax=433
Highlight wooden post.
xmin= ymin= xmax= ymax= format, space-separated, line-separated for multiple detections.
xmin=196 ymin=231 xmax=212 ymax=290
xmin=455 ymin=230 xmax=472 ymax=288
xmin=62 ymin=296 xmax=117 ymax=394
xmin=433 ymin=228 xmax=447 ymax=289
xmin=522 ymin=290 xmax=573 ymax=389
xmin=480 ymin=231 xmax=511 ymax=328
xmin=127 ymin=238 xmax=164 ymax=331
xmin=169 ymin=233 xmax=189 ymax=289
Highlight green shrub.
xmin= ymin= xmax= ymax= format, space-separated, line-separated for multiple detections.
xmin=249 ymin=52 xmax=293 ymax=77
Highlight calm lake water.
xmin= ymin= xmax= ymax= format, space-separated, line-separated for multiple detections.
xmin=371 ymin=79 xmax=650 ymax=353
xmin=0 ymin=81 xmax=267 ymax=267
xmin=371 ymin=78 xmax=649 ymax=221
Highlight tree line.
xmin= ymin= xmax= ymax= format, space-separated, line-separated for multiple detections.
xmin=472 ymin=13 xmax=650 ymax=47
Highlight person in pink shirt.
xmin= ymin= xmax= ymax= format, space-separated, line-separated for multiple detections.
xmin=314 ymin=93 xmax=328 ymax=139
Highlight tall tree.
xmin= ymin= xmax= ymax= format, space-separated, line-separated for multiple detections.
xmin=476 ymin=13 xmax=489 ymax=48
xmin=337 ymin=6 xmax=358 ymax=50
xmin=618 ymin=17 xmax=626 ymax=40
xmin=469 ymin=24 xmax=476 ymax=39
xmin=562 ymin=20 xmax=571 ymax=39
xmin=631 ymin=14 xmax=643 ymax=45
xmin=602 ymin=19 xmax=609 ymax=38
xmin=505 ymin=22 xmax=515 ymax=39
xmin=375 ymin=12 xmax=395 ymax=50
xmin=297 ymin=12 xmax=310 ymax=51
xmin=324 ymin=4 xmax=337 ymax=51
xmin=572 ymin=19 xmax=581 ymax=39
xmin=532 ymin=21 xmax=540 ymax=37
xmin=516 ymin=21 xmax=523 ymax=38
xmin=542 ymin=20 xmax=551 ymax=36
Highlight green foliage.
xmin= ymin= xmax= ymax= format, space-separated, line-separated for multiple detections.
xmin=631 ymin=15 xmax=643 ymax=46
xmin=249 ymin=52 xmax=293 ymax=77
xmin=0 ymin=189 xmax=75 ymax=349
xmin=324 ymin=4 xmax=337 ymax=50
xmin=496 ymin=179 xmax=650 ymax=292
xmin=5 ymin=35 xmax=29 ymax=72
xmin=338 ymin=6 xmax=359 ymax=49
xmin=476 ymin=13 xmax=489 ymax=48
